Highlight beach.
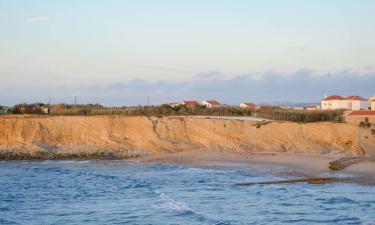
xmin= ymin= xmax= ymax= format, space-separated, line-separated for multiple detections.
xmin=1 ymin=115 xmax=375 ymax=180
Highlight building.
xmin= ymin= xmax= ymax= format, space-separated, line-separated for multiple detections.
xmin=201 ymin=100 xmax=221 ymax=108
xmin=372 ymin=99 xmax=375 ymax=111
xmin=345 ymin=96 xmax=369 ymax=110
xmin=321 ymin=95 xmax=369 ymax=110
xmin=181 ymin=101 xmax=200 ymax=108
xmin=346 ymin=110 xmax=375 ymax=123
xmin=321 ymin=95 xmax=346 ymax=110
xmin=240 ymin=102 xmax=258 ymax=110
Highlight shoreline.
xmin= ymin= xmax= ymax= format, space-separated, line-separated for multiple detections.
xmin=140 ymin=149 xmax=375 ymax=178
xmin=2 ymin=150 xmax=375 ymax=185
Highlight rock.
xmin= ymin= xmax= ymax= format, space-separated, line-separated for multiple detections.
xmin=237 ymin=177 xmax=350 ymax=186
xmin=329 ymin=157 xmax=375 ymax=171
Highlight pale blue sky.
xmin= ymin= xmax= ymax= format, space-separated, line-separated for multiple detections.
xmin=0 ymin=0 xmax=374 ymax=105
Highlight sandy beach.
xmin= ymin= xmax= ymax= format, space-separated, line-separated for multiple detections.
xmin=141 ymin=149 xmax=375 ymax=178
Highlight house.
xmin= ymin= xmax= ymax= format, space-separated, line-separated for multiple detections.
xmin=240 ymin=102 xmax=258 ymax=110
xmin=346 ymin=110 xmax=375 ymax=123
xmin=181 ymin=101 xmax=200 ymax=108
xmin=345 ymin=96 xmax=369 ymax=110
xmin=201 ymin=100 xmax=221 ymax=108
xmin=321 ymin=95 xmax=346 ymax=110
xmin=321 ymin=95 xmax=369 ymax=110
xmin=371 ymin=99 xmax=375 ymax=111
xmin=303 ymin=105 xmax=320 ymax=110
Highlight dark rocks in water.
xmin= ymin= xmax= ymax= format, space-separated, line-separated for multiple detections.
xmin=329 ymin=157 xmax=375 ymax=171
xmin=0 ymin=150 xmax=144 ymax=160
xmin=237 ymin=177 xmax=350 ymax=186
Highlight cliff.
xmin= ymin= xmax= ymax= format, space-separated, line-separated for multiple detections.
xmin=0 ymin=115 xmax=374 ymax=159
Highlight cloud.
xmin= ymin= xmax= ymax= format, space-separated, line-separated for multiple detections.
xmin=1 ymin=70 xmax=374 ymax=106
xmin=25 ymin=16 xmax=48 ymax=23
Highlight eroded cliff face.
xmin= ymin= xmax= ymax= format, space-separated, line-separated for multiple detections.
xmin=0 ymin=115 xmax=374 ymax=159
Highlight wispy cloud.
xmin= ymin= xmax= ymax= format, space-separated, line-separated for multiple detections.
xmin=25 ymin=16 xmax=48 ymax=23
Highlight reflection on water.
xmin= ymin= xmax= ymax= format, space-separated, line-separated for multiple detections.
xmin=1 ymin=160 xmax=374 ymax=225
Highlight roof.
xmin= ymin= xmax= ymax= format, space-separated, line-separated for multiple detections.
xmin=322 ymin=95 xmax=344 ymax=101
xmin=182 ymin=101 xmax=199 ymax=107
xmin=205 ymin=100 xmax=221 ymax=106
xmin=348 ymin=110 xmax=375 ymax=116
xmin=345 ymin=95 xmax=367 ymax=101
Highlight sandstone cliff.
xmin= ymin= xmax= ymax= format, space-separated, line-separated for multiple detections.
xmin=0 ymin=115 xmax=374 ymax=159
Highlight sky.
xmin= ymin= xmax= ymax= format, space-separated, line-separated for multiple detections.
xmin=0 ymin=0 xmax=374 ymax=106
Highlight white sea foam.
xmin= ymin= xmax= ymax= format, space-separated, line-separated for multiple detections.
xmin=40 ymin=160 xmax=91 ymax=164
xmin=153 ymin=192 xmax=193 ymax=214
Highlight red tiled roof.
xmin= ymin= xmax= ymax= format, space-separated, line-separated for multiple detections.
xmin=182 ymin=101 xmax=199 ymax=107
xmin=206 ymin=100 xmax=221 ymax=106
xmin=323 ymin=95 xmax=344 ymax=101
xmin=345 ymin=95 xmax=367 ymax=101
xmin=349 ymin=110 xmax=375 ymax=116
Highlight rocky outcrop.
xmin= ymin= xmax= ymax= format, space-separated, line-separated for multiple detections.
xmin=0 ymin=115 xmax=374 ymax=159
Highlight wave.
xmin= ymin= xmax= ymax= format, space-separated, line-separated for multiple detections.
xmin=40 ymin=160 xmax=92 ymax=164
xmin=153 ymin=192 xmax=193 ymax=215
xmin=152 ymin=191 xmax=231 ymax=225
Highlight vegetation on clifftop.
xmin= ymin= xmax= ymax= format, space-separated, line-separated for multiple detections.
xmin=2 ymin=103 xmax=344 ymax=122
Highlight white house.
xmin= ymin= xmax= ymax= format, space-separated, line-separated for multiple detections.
xmin=371 ymin=99 xmax=375 ymax=111
xmin=345 ymin=96 xmax=369 ymax=110
xmin=321 ymin=95 xmax=346 ymax=110
xmin=201 ymin=100 xmax=221 ymax=108
xmin=321 ymin=95 xmax=369 ymax=110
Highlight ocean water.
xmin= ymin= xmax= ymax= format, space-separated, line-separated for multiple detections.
xmin=1 ymin=160 xmax=375 ymax=225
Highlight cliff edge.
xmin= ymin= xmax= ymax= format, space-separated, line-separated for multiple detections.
xmin=0 ymin=115 xmax=374 ymax=159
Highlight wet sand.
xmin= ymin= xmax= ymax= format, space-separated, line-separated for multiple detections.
xmin=140 ymin=149 xmax=375 ymax=183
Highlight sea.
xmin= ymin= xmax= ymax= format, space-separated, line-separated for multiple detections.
xmin=1 ymin=160 xmax=375 ymax=225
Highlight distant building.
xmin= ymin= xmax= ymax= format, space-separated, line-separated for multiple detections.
xmin=345 ymin=96 xmax=369 ymax=110
xmin=240 ymin=102 xmax=258 ymax=110
xmin=321 ymin=95 xmax=346 ymax=110
xmin=321 ymin=95 xmax=369 ymax=110
xmin=371 ymin=99 xmax=375 ymax=111
xmin=181 ymin=101 xmax=200 ymax=108
xmin=303 ymin=105 xmax=320 ymax=110
xmin=201 ymin=100 xmax=221 ymax=108
xmin=346 ymin=110 xmax=375 ymax=123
